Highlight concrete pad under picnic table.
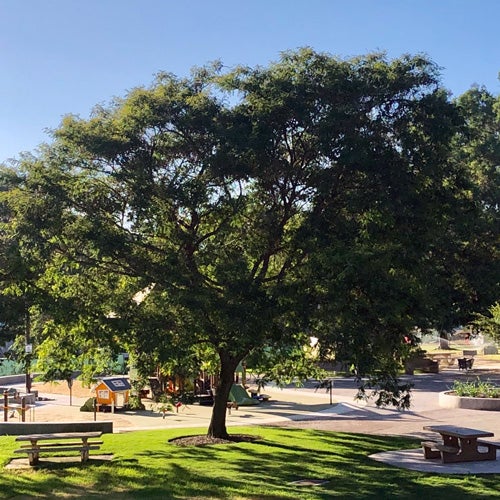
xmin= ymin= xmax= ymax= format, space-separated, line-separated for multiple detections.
xmin=370 ymin=448 xmax=500 ymax=474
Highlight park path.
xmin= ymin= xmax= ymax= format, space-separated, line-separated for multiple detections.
xmin=5 ymin=359 xmax=500 ymax=438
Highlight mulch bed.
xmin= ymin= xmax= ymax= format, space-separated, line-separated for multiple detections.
xmin=169 ymin=434 xmax=261 ymax=447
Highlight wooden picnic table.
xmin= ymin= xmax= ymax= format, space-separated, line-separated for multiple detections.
xmin=427 ymin=352 xmax=455 ymax=366
xmin=15 ymin=431 xmax=103 ymax=465
xmin=422 ymin=425 xmax=499 ymax=463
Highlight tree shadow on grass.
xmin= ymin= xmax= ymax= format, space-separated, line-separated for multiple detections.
xmin=2 ymin=429 xmax=500 ymax=499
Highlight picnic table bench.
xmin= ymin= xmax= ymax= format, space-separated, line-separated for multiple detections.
xmin=14 ymin=431 xmax=103 ymax=465
xmin=422 ymin=425 xmax=500 ymax=463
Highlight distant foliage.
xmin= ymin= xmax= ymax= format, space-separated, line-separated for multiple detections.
xmin=452 ymin=378 xmax=500 ymax=398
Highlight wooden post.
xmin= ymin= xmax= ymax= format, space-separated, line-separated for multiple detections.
xmin=241 ymin=361 xmax=247 ymax=388
xmin=67 ymin=378 xmax=73 ymax=406
xmin=93 ymin=398 xmax=97 ymax=421
xmin=21 ymin=396 xmax=26 ymax=422
xmin=25 ymin=307 xmax=32 ymax=394
xmin=3 ymin=390 xmax=8 ymax=422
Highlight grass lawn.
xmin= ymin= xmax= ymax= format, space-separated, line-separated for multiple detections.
xmin=1 ymin=427 xmax=500 ymax=499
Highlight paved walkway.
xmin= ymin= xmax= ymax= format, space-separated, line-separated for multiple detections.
xmin=274 ymin=365 xmax=500 ymax=440
xmin=5 ymin=383 xmax=338 ymax=432
xmin=6 ymin=363 xmax=500 ymax=437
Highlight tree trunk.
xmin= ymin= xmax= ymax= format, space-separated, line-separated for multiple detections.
xmin=207 ymin=351 xmax=240 ymax=439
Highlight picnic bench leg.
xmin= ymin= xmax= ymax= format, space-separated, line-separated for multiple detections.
xmin=421 ymin=444 xmax=440 ymax=459
xmin=28 ymin=451 xmax=39 ymax=466
xmin=80 ymin=448 xmax=89 ymax=462
xmin=80 ymin=438 xmax=90 ymax=462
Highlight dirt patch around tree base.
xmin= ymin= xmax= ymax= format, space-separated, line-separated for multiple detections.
xmin=169 ymin=434 xmax=261 ymax=447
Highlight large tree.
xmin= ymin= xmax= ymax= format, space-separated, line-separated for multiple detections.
xmin=5 ymin=49 xmax=474 ymax=436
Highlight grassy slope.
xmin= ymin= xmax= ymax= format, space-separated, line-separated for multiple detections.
xmin=1 ymin=427 xmax=500 ymax=499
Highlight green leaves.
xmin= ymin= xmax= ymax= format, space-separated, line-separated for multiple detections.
xmin=3 ymin=49 xmax=498 ymax=436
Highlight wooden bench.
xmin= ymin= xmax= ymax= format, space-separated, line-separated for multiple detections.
xmin=477 ymin=439 xmax=500 ymax=455
xmin=14 ymin=432 xmax=103 ymax=465
xmin=404 ymin=357 xmax=439 ymax=375
xmin=421 ymin=440 xmax=440 ymax=459
xmin=421 ymin=440 xmax=459 ymax=459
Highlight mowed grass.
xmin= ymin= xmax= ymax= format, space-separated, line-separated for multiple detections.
xmin=1 ymin=427 xmax=500 ymax=499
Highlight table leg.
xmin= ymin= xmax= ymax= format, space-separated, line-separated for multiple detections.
xmin=459 ymin=438 xmax=496 ymax=461
xmin=28 ymin=445 xmax=40 ymax=465
xmin=81 ymin=448 xmax=89 ymax=462
xmin=81 ymin=438 xmax=90 ymax=462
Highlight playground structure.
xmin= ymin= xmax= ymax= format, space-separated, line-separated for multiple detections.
xmin=228 ymin=384 xmax=260 ymax=406
xmin=2 ymin=389 xmax=36 ymax=422
xmin=94 ymin=377 xmax=131 ymax=412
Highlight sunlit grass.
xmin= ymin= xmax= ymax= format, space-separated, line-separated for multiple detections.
xmin=1 ymin=427 xmax=500 ymax=499
xmin=482 ymin=354 xmax=500 ymax=361
xmin=420 ymin=343 xmax=462 ymax=353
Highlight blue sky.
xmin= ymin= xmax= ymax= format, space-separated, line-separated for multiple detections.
xmin=1 ymin=0 xmax=499 ymax=163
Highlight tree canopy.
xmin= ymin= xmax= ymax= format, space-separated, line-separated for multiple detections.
xmin=1 ymin=49 xmax=498 ymax=438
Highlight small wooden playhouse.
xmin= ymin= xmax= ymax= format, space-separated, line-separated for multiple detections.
xmin=94 ymin=377 xmax=131 ymax=412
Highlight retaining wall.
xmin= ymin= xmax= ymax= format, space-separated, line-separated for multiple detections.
xmin=439 ymin=391 xmax=500 ymax=411
xmin=0 ymin=374 xmax=28 ymax=386
xmin=0 ymin=421 xmax=113 ymax=436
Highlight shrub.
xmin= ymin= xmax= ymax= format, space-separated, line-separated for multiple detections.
xmin=452 ymin=378 xmax=500 ymax=398
xmin=79 ymin=397 xmax=96 ymax=412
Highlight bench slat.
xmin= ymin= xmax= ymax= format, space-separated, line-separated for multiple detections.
xmin=477 ymin=440 xmax=500 ymax=449
xmin=421 ymin=440 xmax=441 ymax=459
xmin=435 ymin=444 xmax=459 ymax=454
xmin=16 ymin=432 xmax=102 ymax=441
xmin=421 ymin=440 xmax=438 ymax=448
xmin=15 ymin=445 xmax=101 ymax=454
xmin=19 ymin=441 xmax=103 ymax=449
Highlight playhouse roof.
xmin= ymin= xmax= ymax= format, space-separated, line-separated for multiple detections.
xmin=98 ymin=377 xmax=131 ymax=392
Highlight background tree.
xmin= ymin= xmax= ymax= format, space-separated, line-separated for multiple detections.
xmin=4 ymin=49 xmax=489 ymax=437
xmin=473 ymin=302 xmax=500 ymax=342
xmin=451 ymin=87 xmax=500 ymax=322
xmin=0 ymin=166 xmax=26 ymax=349
xmin=412 ymin=86 xmax=500 ymax=338
xmin=0 ymin=164 xmax=43 ymax=391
